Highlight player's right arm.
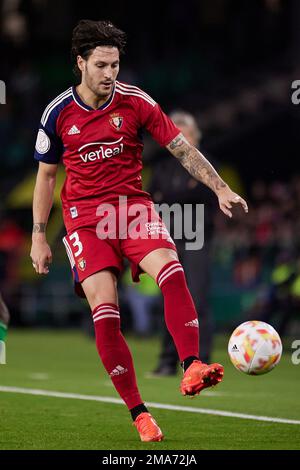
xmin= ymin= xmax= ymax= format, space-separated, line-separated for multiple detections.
xmin=31 ymin=96 xmax=64 ymax=274
xmin=30 ymin=162 xmax=58 ymax=274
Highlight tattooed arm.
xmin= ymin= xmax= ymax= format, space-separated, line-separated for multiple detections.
xmin=166 ymin=133 xmax=248 ymax=218
xmin=30 ymin=162 xmax=57 ymax=274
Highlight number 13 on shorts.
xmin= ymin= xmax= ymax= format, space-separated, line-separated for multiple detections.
xmin=63 ymin=231 xmax=84 ymax=273
xmin=69 ymin=232 xmax=83 ymax=257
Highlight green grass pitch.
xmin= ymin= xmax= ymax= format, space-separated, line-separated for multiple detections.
xmin=0 ymin=329 xmax=299 ymax=450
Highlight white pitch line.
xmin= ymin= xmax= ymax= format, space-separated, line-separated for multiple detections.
xmin=0 ymin=385 xmax=300 ymax=425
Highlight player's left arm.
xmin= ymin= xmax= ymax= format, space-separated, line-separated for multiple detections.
xmin=166 ymin=132 xmax=248 ymax=218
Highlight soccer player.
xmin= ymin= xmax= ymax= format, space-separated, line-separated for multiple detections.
xmin=30 ymin=19 xmax=248 ymax=442
xmin=0 ymin=293 xmax=10 ymax=364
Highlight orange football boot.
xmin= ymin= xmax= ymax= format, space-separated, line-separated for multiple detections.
xmin=133 ymin=412 xmax=164 ymax=442
xmin=180 ymin=360 xmax=224 ymax=396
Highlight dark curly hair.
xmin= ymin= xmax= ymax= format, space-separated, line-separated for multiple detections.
xmin=71 ymin=19 xmax=127 ymax=79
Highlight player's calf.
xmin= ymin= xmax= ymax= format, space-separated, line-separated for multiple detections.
xmin=156 ymin=260 xmax=200 ymax=361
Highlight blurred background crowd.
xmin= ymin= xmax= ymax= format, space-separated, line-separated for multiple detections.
xmin=1 ymin=0 xmax=300 ymax=347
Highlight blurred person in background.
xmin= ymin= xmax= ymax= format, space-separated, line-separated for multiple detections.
xmin=149 ymin=111 xmax=217 ymax=375
xmin=30 ymin=19 xmax=247 ymax=442
xmin=0 ymin=212 xmax=26 ymax=364
xmin=122 ymin=267 xmax=161 ymax=337
xmin=0 ymin=293 xmax=10 ymax=364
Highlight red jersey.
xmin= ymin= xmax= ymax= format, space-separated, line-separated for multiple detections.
xmin=34 ymin=81 xmax=180 ymax=215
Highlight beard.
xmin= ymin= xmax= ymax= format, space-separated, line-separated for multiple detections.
xmin=85 ymin=73 xmax=113 ymax=99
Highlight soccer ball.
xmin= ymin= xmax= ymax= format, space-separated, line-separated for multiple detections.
xmin=228 ymin=321 xmax=282 ymax=375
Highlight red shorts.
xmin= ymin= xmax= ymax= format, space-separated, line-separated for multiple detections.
xmin=62 ymin=197 xmax=177 ymax=297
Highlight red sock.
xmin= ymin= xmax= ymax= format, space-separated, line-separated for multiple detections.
xmin=92 ymin=303 xmax=143 ymax=410
xmin=156 ymin=261 xmax=199 ymax=362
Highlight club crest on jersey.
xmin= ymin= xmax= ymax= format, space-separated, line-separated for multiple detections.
xmin=77 ymin=257 xmax=86 ymax=271
xmin=109 ymin=113 xmax=123 ymax=130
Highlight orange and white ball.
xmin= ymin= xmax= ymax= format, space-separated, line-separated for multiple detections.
xmin=228 ymin=321 xmax=282 ymax=375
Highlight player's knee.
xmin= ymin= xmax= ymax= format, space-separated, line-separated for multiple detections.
xmin=89 ymin=293 xmax=117 ymax=311
xmin=156 ymin=260 xmax=186 ymax=290
xmin=82 ymin=269 xmax=118 ymax=310
xmin=140 ymin=248 xmax=179 ymax=280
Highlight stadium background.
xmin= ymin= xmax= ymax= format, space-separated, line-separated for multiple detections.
xmin=1 ymin=0 xmax=299 ymax=334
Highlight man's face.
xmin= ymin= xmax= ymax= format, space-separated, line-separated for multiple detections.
xmin=78 ymin=46 xmax=120 ymax=98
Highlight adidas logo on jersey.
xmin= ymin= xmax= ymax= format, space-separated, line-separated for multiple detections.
xmin=185 ymin=319 xmax=199 ymax=328
xmin=110 ymin=365 xmax=128 ymax=377
xmin=68 ymin=125 xmax=80 ymax=135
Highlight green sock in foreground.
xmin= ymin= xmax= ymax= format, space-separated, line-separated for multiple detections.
xmin=0 ymin=321 xmax=8 ymax=364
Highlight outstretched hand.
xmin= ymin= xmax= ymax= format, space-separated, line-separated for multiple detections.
xmin=217 ymin=186 xmax=248 ymax=218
